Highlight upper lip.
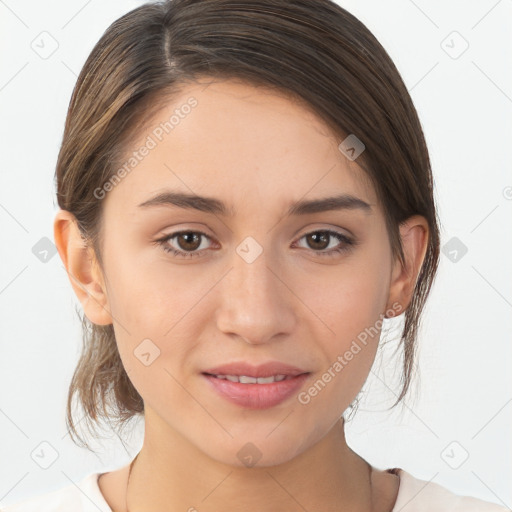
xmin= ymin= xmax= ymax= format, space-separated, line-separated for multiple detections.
xmin=203 ymin=361 xmax=309 ymax=378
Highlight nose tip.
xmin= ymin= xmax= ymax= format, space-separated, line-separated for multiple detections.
xmin=215 ymin=247 xmax=296 ymax=345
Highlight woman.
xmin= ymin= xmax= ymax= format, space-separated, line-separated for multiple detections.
xmin=2 ymin=0 xmax=508 ymax=510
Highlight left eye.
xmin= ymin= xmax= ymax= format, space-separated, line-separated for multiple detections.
xmin=293 ymin=230 xmax=355 ymax=255
xmin=155 ymin=229 xmax=355 ymax=259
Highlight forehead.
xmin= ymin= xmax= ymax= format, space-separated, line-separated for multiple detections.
xmin=103 ymin=79 xmax=377 ymax=217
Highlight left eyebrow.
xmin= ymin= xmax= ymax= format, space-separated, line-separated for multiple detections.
xmin=287 ymin=194 xmax=373 ymax=215
xmin=137 ymin=191 xmax=373 ymax=216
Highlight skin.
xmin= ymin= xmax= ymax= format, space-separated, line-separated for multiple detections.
xmin=54 ymin=79 xmax=429 ymax=512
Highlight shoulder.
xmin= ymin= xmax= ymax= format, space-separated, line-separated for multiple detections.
xmin=391 ymin=468 xmax=510 ymax=512
xmin=0 ymin=472 xmax=111 ymax=512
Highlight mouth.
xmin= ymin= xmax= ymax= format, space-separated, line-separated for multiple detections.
xmin=202 ymin=361 xmax=309 ymax=379
xmin=202 ymin=373 xmax=301 ymax=384
xmin=201 ymin=362 xmax=311 ymax=409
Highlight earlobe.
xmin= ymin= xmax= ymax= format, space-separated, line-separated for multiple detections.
xmin=53 ymin=209 xmax=113 ymax=326
xmin=386 ymin=215 xmax=429 ymax=317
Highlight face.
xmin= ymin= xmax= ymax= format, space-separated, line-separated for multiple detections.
xmin=88 ymin=79 xmax=403 ymax=467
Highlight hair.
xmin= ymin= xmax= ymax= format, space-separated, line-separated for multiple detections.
xmin=54 ymin=0 xmax=441 ymax=450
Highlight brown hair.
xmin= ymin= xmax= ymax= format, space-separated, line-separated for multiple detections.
xmin=55 ymin=0 xmax=441 ymax=450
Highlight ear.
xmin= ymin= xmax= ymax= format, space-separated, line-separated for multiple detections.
xmin=385 ymin=215 xmax=429 ymax=317
xmin=53 ymin=209 xmax=113 ymax=325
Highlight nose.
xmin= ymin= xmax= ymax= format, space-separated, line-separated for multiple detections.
xmin=215 ymin=240 xmax=297 ymax=345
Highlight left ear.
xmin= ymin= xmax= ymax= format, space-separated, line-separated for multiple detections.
xmin=386 ymin=215 xmax=429 ymax=316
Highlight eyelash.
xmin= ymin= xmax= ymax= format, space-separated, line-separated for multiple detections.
xmin=154 ymin=229 xmax=356 ymax=259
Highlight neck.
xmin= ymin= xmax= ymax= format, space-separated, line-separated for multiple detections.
xmin=125 ymin=413 xmax=373 ymax=512
xmin=126 ymin=418 xmax=372 ymax=512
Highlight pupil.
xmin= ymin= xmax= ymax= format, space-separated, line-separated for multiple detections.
xmin=179 ymin=232 xmax=200 ymax=251
xmin=309 ymin=232 xmax=329 ymax=250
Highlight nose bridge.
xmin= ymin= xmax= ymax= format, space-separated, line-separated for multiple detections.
xmin=230 ymin=234 xmax=279 ymax=308
xmin=216 ymin=234 xmax=294 ymax=343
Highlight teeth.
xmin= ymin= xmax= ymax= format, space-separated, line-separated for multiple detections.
xmin=212 ymin=374 xmax=290 ymax=384
xmin=254 ymin=376 xmax=276 ymax=384
xmin=239 ymin=375 xmax=258 ymax=384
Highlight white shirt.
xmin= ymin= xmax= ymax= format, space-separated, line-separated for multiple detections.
xmin=1 ymin=466 xmax=509 ymax=511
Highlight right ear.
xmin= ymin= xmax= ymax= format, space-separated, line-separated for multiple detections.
xmin=53 ymin=209 xmax=113 ymax=326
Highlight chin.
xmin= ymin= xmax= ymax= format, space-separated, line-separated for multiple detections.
xmin=198 ymin=430 xmax=316 ymax=470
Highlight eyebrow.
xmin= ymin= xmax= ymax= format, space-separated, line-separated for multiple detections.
xmin=137 ymin=191 xmax=372 ymax=216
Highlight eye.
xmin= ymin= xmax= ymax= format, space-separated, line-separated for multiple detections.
xmin=155 ymin=230 xmax=214 ymax=259
xmin=154 ymin=228 xmax=356 ymax=259
xmin=293 ymin=229 xmax=355 ymax=257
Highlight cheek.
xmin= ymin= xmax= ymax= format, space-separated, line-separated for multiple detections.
xmin=303 ymin=255 xmax=389 ymax=344
xmin=103 ymin=249 xmax=217 ymax=384
xmin=104 ymin=240 xmax=213 ymax=332
xmin=296 ymin=283 xmax=385 ymax=416
xmin=105 ymin=259 xmax=205 ymax=412
xmin=295 ymin=248 xmax=390 ymax=398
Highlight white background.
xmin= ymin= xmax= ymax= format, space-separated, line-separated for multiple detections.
xmin=0 ymin=0 xmax=511 ymax=508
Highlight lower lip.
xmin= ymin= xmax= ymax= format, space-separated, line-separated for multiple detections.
xmin=202 ymin=373 xmax=310 ymax=409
